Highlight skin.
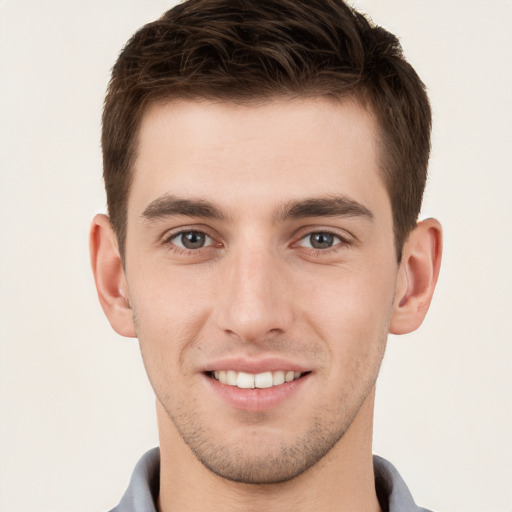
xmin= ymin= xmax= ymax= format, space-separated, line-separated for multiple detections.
xmin=91 ymin=97 xmax=442 ymax=512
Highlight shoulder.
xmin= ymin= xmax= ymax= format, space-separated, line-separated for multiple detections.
xmin=108 ymin=448 xmax=160 ymax=512
xmin=373 ymin=455 xmax=435 ymax=512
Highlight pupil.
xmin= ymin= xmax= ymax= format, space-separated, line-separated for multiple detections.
xmin=310 ymin=233 xmax=334 ymax=249
xmin=182 ymin=231 xmax=205 ymax=249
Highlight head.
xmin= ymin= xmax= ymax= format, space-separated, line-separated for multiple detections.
xmin=102 ymin=0 xmax=431 ymax=261
xmin=92 ymin=0 xmax=442 ymax=489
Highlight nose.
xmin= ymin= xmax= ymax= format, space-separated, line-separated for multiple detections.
xmin=214 ymin=244 xmax=293 ymax=343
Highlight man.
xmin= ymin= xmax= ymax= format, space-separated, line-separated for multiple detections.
xmin=90 ymin=0 xmax=442 ymax=510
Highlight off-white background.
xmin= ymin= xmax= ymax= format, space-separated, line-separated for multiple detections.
xmin=1 ymin=1 xmax=511 ymax=511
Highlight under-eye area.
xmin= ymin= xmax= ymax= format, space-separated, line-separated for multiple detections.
xmin=207 ymin=370 xmax=311 ymax=389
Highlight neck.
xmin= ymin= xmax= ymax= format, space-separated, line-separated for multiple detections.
xmin=157 ymin=390 xmax=381 ymax=512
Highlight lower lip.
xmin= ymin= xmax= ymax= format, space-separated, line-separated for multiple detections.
xmin=204 ymin=373 xmax=311 ymax=412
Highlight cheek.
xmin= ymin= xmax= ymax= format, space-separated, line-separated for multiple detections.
xmin=295 ymin=261 xmax=396 ymax=360
xmin=130 ymin=259 xmax=215 ymax=323
xmin=128 ymin=264 xmax=215 ymax=375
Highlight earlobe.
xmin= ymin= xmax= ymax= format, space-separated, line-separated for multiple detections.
xmin=89 ymin=214 xmax=136 ymax=338
xmin=390 ymin=218 xmax=443 ymax=335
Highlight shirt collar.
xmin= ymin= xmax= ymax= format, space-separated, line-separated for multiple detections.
xmin=110 ymin=448 xmax=432 ymax=512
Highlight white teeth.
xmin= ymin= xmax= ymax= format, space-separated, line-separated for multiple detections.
xmin=226 ymin=370 xmax=237 ymax=386
xmin=213 ymin=370 xmax=304 ymax=388
xmin=272 ymin=370 xmax=285 ymax=386
xmin=237 ymin=371 xmax=255 ymax=389
xmin=255 ymin=372 xmax=273 ymax=388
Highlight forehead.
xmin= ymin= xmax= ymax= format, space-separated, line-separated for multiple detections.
xmin=129 ymin=97 xmax=389 ymax=221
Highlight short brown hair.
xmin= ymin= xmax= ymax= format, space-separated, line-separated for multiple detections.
xmin=102 ymin=0 xmax=431 ymax=260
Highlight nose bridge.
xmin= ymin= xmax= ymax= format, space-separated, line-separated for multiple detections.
xmin=216 ymin=240 xmax=291 ymax=341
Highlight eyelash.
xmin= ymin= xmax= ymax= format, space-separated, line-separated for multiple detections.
xmin=295 ymin=230 xmax=351 ymax=252
xmin=162 ymin=229 xmax=219 ymax=255
xmin=161 ymin=228 xmax=352 ymax=256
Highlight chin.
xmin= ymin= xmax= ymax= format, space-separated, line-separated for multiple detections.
xmin=172 ymin=413 xmax=349 ymax=485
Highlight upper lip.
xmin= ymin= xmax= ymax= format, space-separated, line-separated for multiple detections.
xmin=202 ymin=356 xmax=311 ymax=374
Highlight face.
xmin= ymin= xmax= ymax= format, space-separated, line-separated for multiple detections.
xmin=123 ymin=97 xmax=399 ymax=484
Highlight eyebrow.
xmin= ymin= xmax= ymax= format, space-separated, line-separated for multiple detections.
xmin=141 ymin=194 xmax=227 ymax=221
xmin=273 ymin=196 xmax=374 ymax=222
xmin=140 ymin=194 xmax=373 ymax=223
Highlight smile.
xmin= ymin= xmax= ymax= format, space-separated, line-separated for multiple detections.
xmin=211 ymin=370 xmax=304 ymax=389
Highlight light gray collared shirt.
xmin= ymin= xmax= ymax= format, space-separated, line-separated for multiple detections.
xmin=109 ymin=448 xmax=433 ymax=512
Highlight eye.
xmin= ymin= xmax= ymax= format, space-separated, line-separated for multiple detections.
xmin=298 ymin=232 xmax=343 ymax=249
xmin=170 ymin=230 xmax=214 ymax=250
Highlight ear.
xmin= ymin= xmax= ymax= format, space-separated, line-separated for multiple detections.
xmin=89 ymin=214 xmax=136 ymax=338
xmin=390 ymin=218 xmax=443 ymax=335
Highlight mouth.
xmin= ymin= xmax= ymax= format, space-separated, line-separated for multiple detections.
xmin=204 ymin=364 xmax=312 ymax=411
xmin=207 ymin=370 xmax=308 ymax=389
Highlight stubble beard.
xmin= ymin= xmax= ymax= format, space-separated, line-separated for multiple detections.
xmin=135 ymin=310 xmax=389 ymax=485
xmin=157 ymin=354 xmax=385 ymax=485
xmin=163 ymin=399 xmax=353 ymax=484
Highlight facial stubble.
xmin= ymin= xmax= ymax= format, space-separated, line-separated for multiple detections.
xmin=136 ymin=323 xmax=389 ymax=485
